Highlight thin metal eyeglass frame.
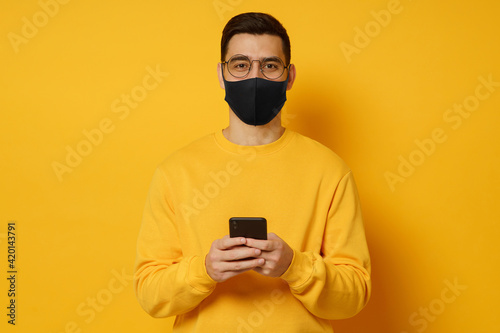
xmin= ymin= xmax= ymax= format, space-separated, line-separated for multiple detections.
xmin=221 ymin=54 xmax=290 ymax=80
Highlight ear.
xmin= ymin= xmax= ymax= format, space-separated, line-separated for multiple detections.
xmin=286 ymin=64 xmax=296 ymax=91
xmin=217 ymin=63 xmax=225 ymax=89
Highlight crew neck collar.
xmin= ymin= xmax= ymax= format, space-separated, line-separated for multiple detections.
xmin=214 ymin=128 xmax=294 ymax=155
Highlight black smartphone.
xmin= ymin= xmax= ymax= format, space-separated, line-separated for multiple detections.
xmin=229 ymin=217 xmax=267 ymax=240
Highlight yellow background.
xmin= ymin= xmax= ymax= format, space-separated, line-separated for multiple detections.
xmin=1 ymin=0 xmax=499 ymax=332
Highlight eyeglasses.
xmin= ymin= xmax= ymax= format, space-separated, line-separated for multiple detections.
xmin=222 ymin=54 xmax=289 ymax=80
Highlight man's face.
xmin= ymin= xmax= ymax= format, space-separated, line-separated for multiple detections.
xmin=218 ymin=33 xmax=295 ymax=90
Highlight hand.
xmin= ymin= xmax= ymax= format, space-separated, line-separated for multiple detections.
xmin=205 ymin=235 xmax=265 ymax=283
xmin=245 ymin=233 xmax=294 ymax=278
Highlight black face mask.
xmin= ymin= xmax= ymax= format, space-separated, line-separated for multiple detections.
xmin=223 ymin=74 xmax=288 ymax=126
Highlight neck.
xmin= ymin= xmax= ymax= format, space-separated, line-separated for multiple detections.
xmin=223 ymin=110 xmax=285 ymax=146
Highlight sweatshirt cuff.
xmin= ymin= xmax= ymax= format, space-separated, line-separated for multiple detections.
xmin=280 ymin=250 xmax=313 ymax=288
xmin=186 ymin=255 xmax=217 ymax=293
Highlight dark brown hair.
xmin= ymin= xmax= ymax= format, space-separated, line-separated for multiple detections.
xmin=221 ymin=12 xmax=291 ymax=65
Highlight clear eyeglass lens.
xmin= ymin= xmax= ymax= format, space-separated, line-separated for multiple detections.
xmin=227 ymin=56 xmax=285 ymax=79
xmin=228 ymin=58 xmax=251 ymax=76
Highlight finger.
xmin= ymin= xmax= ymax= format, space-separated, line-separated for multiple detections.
xmin=213 ymin=258 xmax=266 ymax=282
xmin=219 ymin=258 xmax=265 ymax=272
xmin=220 ymin=246 xmax=261 ymax=262
xmin=245 ymin=237 xmax=274 ymax=251
xmin=216 ymin=236 xmax=247 ymax=250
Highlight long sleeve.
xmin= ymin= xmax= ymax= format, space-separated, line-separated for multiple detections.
xmin=280 ymin=171 xmax=371 ymax=319
xmin=133 ymin=168 xmax=217 ymax=318
xmin=133 ymin=130 xmax=371 ymax=332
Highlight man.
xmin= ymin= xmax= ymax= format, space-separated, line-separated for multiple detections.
xmin=134 ymin=12 xmax=371 ymax=332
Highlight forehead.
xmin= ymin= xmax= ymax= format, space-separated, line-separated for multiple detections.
xmin=226 ymin=33 xmax=284 ymax=60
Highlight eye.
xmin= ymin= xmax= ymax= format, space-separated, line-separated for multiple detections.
xmin=262 ymin=61 xmax=282 ymax=72
xmin=230 ymin=60 xmax=251 ymax=72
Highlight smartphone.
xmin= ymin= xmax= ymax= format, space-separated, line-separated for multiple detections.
xmin=229 ymin=217 xmax=267 ymax=240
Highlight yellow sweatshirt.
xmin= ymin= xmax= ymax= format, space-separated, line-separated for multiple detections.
xmin=134 ymin=129 xmax=371 ymax=332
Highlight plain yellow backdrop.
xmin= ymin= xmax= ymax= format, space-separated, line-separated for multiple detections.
xmin=1 ymin=0 xmax=499 ymax=332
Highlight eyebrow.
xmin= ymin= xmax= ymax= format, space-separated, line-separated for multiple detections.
xmin=229 ymin=54 xmax=249 ymax=62
xmin=228 ymin=54 xmax=283 ymax=62
xmin=261 ymin=56 xmax=282 ymax=62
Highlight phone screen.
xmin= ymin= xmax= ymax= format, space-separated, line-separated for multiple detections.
xmin=229 ymin=217 xmax=267 ymax=240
